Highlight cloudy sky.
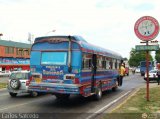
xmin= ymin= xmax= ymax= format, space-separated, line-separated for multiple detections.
xmin=0 ymin=0 xmax=160 ymax=58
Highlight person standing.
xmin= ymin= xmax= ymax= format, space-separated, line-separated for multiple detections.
xmin=119 ymin=63 xmax=126 ymax=86
xmin=156 ymin=63 xmax=160 ymax=85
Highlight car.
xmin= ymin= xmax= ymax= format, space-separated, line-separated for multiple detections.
xmin=7 ymin=70 xmax=38 ymax=97
xmin=144 ymin=69 xmax=158 ymax=82
xmin=135 ymin=68 xmax=140 ymax=73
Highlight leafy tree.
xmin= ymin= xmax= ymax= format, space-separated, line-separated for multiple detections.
xmin=155 ymin=50 xmax=160 ymax=63
xmin=128 ymin=48 xmax=153 ymax=67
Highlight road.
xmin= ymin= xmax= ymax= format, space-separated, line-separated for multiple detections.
xmin=0 ymin=74 xmax=146 ymax=119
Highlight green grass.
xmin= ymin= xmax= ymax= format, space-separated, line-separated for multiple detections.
xmin=103 ymin=86 xmax=160 ymax=119
xmin=0 ymin=83 xmax=7 ymax=89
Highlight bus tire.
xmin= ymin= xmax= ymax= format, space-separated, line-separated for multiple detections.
xmin=55 ymin=94 xmax=70 ymax=100
xmin=112 ymin=80 xmax=118 ymax=92
xmin=30 ymin=91 xmax=38 ymax=97
xmin=94 ymin=84 xmax=102 ymax=100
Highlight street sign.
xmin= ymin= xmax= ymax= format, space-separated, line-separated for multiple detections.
xmin=135 ymin=45 xmax=159 ymax=51
xmin=134 ymin=16 xmax=159 ymax=41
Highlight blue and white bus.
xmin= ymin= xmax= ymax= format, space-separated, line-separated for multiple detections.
xmin=29 ymin=35 xmax=122 ymax=100
xmin=140 ymin=61 xmax=154 ymax=76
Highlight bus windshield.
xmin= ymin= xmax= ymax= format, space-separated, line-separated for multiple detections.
xmin=41 ymin=52 xmax=67 ymax=65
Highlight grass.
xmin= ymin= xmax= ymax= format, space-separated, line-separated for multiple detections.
xmin=0 ymin=83 xmax=7 ymax=89
xmin=103 ymin=86 xmax=160 ymax=119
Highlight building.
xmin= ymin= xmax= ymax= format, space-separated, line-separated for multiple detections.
xmin=0 ymin=39 xmax=31 ymax=71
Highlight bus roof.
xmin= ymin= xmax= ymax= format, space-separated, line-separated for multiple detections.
xmin=34 ymin=35 xmax=122 ymax=60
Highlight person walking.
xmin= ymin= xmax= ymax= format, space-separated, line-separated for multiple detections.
xmin=156 ymin=64 xmax=160 ymax=85
xmin=156 ymin=69 xmax=160 ymax=85
xmin=119 ymin=63 xmax=125 ymax=86
xmin=132 ymin=67 xmax=136 ymax=74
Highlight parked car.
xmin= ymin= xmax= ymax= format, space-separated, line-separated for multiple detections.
xmin=135 ymin=67 xmax=140 ymax=73
xmin=144 ymin=69 xmax=158 ymax=82
xmin=7 ymin=70 xmax=38 ymax=97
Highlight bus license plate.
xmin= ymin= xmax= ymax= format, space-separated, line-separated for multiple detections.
xmin=35 ymin=78 xmax=41 ymax=83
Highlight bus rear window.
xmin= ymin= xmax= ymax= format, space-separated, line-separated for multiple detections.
xmin=140 ymin=62 xmax=152 ymax=67
xmin=41 ymin=52 xmax=67 ymax=65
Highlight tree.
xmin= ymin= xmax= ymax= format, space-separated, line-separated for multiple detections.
xmin=155 ymin=50 xmax=160 ymax=63
xmin=128 ymin=48 xmax=153 ymax=67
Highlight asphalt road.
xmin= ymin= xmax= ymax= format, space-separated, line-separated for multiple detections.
xmin=0 ymin=73 xmax=146 ymax=119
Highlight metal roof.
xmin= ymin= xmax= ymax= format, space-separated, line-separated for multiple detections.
xmin=75 ymin=36 xmax=122 ymax=59
xmin=0 ymin=39 xmax=31 ymax=48
xmin=34 ymin=35 xmax=122 ymax=59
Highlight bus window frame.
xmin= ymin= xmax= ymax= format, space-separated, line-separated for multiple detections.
xmin=82 ymin=53 xmax=92 ymax=70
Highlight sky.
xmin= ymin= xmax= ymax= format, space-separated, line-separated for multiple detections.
xmin=0 ymin=0 xmax=160 ymax=59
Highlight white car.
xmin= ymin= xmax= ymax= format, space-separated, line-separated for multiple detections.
xmin=135 ymin=68 xmax=140 ymax=73
xmin=144 ymin=70 xmax=158 ymax=81
xmin=7 ymin=70 xmax=38 ymax=97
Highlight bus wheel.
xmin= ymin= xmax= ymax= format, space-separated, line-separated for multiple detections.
xmin=30 ymin=91 xmax=38 ymax=97
xmin=94 ymin=84 xmax=102 ymax=100
xmin=55 ymin=94 xmax=70 ymax=100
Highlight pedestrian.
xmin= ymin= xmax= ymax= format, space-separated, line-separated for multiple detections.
xmin=118 ymin=63 xmax=125 ymax=86
xmin=156 ymin=63 xmax=160 ymax=85
xmin=132 ymin=67 xmax=135 ymax=74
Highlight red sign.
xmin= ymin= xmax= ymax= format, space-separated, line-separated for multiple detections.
xmin=134 ymin=16 xmax=159 ymax=41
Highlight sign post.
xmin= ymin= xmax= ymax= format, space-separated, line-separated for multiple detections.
xmin=134 ymin=16 xmax=159 ymax=101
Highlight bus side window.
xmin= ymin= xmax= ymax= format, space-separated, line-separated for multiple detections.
xmin=97 ymin=55 xmax=103 ymax=69
xmin=112 ymin=59 xmax=115 ymax=69
xmin=102 ymin=60 xmax=106 ymax=69
xmin=106 ymin=60 xmax=110 ymax=69
xmin=105 ymin=57 xmax=111 ymax=69
xmin=117 ymin=60 xmax=120 ymax=69
xmin=102 ymin=56 xmax=106 ymax=69
xmin=115 ymin=60 xmax=118 ymax=69
xmin=82 ymin=59 xmax=89 ymax=69
xmin=82 ymin=54 xmax=92 ymax=70
xmin=109 ymin=60 xmax=113 ymax=69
